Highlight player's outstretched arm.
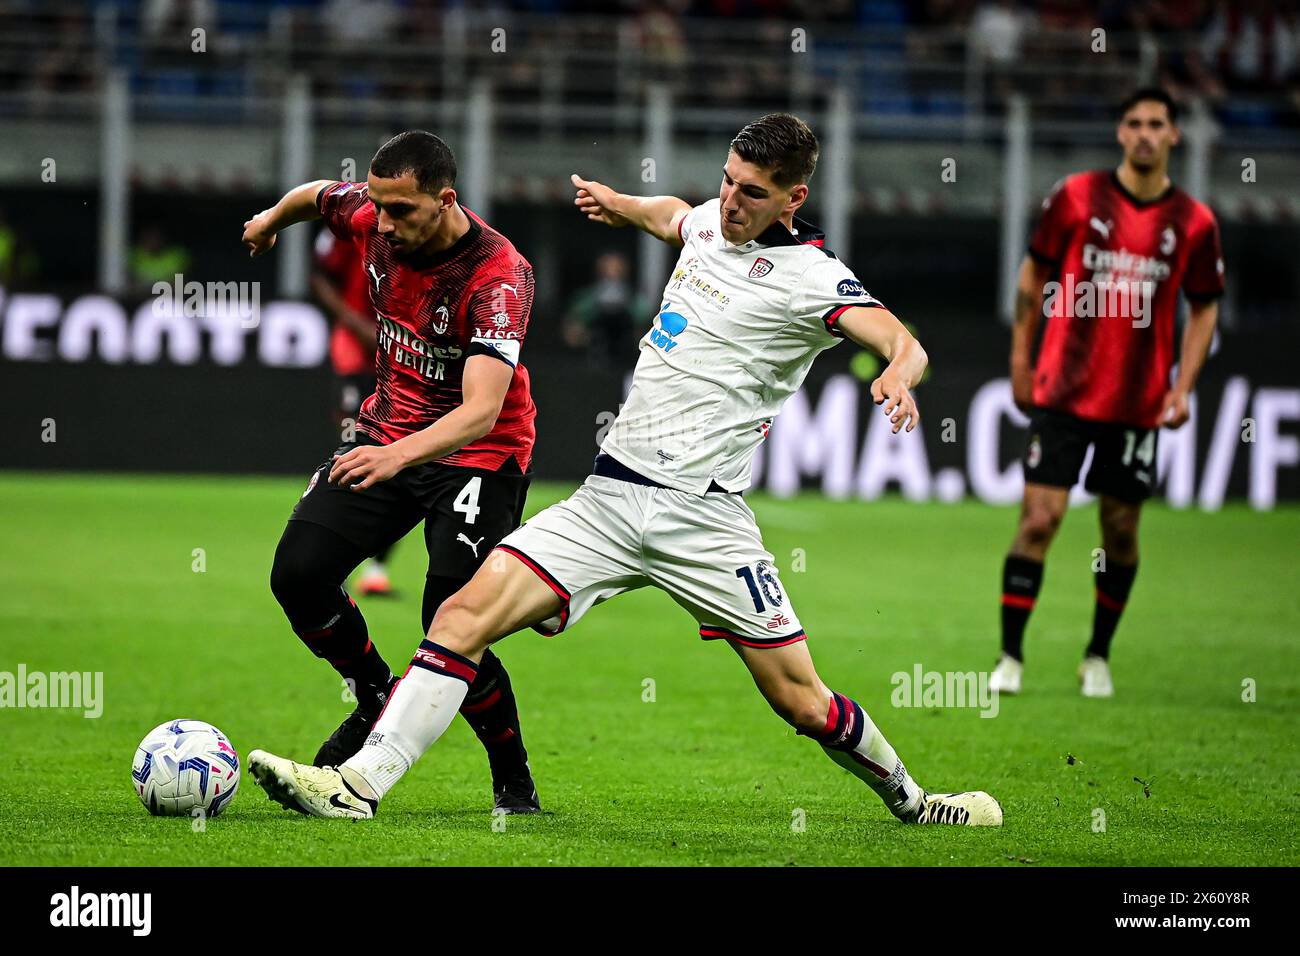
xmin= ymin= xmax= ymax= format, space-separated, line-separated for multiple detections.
xmin=570 ymin=174 xmax=690 ymax=247
xmin=242 ymin=179 xmax=334 ymax=257
xmin=327 ymin=355 xmax=513 ymax=490
xmin=836 ymin=306 xmax=928 ymax=434
xmin=1010 ymin=254 xmax=1053 ymax=411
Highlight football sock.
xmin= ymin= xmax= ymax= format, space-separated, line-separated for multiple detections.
xmin=422 ymin=574 xmax=532 ymax=780
xmin=1000 ymin=555 xmax=1044 ymax=661
xmin=271 ymin=521 xmax=394 ymax=707
xmin=802 ymin=691 xmax=923 ymax=820
xmin=459 ymin=648 xmax=531 ymax=780
xmin=344 ymin=639 xmax=477 ymax=799
xmin=293 ymin=588 xmax=393 ymax=707
xmin=1086 ymin=560 xmax=1138 ymax=660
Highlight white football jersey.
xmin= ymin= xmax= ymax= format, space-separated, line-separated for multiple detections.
xmin=600 ymin=198 xmax=883 ymax=494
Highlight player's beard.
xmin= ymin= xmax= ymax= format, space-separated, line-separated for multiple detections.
xmin=394 ymin=212 xmax=445 ymax=259
xmin=1129 ymin=145 xmax=1161 ymax=174
xmin=387 ymin=230 xmax=431 ymax=259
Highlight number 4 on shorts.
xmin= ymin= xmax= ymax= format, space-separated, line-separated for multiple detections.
xmin=454 ymin=476 xmax=482 ymax=524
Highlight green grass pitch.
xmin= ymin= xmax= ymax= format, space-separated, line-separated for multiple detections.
xmin=0 ymin=472 xmax=1296 ymax=866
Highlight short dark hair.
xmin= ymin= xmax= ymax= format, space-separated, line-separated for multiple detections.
xmin=369 ymin=130 xmax=457 ymax=193
xmin=1117 ymin=87 xmax=1178 ymax=124
xmin=729 ymin=113 xmax=820 ymax=189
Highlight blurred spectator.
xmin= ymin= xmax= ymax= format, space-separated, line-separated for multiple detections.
xmin=1034 ymin=0 xmax=1095 ymax=32
xmin=563 ymin=253 xmax=650 ymax=366
xmin=1143 ymin=0 xmax=1226 ymax=107
xmin=323 ymin=0 xmax=400 ymax=45
xmin=969 ymin=0 xmax=1027 ymax=65
xmin=635 ymin=0 xmax=689 ymax=85
xmin=1204 ymin=0 xmax=1298 ymax=92
xmin=142 ymin=0 xmax=217 ymax=38
xmin=30 ymin=9 xmax=93 ymax=96
xmin=130 ymin=226 xmax=192 ymax=292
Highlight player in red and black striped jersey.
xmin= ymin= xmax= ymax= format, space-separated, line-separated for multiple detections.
xmin=242 ymin=131 xmax=541 ymax=812
xmin=991 ymin=89 xmax=1224 ymax=699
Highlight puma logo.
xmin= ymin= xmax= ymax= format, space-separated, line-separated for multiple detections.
xmin=499 ymin=282 xmax=518 ymax=298
xmin=368 ymin=263 xmax=386 ymax=291
xmin=1089 ymin=216 xmax=1112 ymax=240
xmin=456 ymin=533 xmax=485 ymax=557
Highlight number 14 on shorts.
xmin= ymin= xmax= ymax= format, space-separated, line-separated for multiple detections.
xmin=1121 ymin=429 xmax=1155 ymax=467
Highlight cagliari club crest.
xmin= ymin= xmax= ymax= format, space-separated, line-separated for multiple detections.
xmin=749 ymin=257 xmax=774 ymax=279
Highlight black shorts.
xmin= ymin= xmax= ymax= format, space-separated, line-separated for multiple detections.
xmin=1022 ymin=409 xmax=1158 ymax=503
xmin=290 ymin=434 xmax=530 ymax=579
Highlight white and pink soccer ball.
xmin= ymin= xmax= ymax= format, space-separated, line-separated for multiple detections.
xmin=131 ymin=719 xmax=240 ymax=816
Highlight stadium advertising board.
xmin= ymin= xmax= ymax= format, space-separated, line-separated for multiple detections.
xmin=2 ymin=288 xmax=1296 ymax=507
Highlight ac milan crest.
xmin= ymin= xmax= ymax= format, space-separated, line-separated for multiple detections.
xmin=749 ymin=257 xmax=774 ymax=279
xmin=1027 ymin=435 xmax=1042 ymax=470
xmin=301 ymin=467 xmax=322 ymax=499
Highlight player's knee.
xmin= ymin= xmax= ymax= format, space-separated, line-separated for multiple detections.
xmin=269 ymin=548 xmax=313 ymax=608
xmin=1019 ymin=506 xmax=1063 ymax=549
xmin=767 ymin=685 xmax=829 ymax=735
xmin=1101 ymin=511 xmax=1139 ymax=558
xmin=425 ymin=593 xmax=491 ymax=658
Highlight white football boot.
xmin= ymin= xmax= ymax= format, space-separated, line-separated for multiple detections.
xmin=249 ymin=749 xmax=377 ymax=819
xmin=1078 ymin=655 xmax=1114 ymax=698
xmin=913 ymin=790 xmax=1004 ymax=827
xmin=988 ymin=654 xmax=1023 ymax=696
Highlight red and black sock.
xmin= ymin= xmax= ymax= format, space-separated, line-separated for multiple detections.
xmin=1086 ymin=560 xmax=1138 ymax=660
xmin=295 ymin=588 xmax=394 ymax=710
xmin=271 ymin=521 xmax=393 ymax=711
xmin=1000 ymin=555 xmax=1043 ymax=661
xmin=459 ymin=648 xmax=530 ymax=781
xmin=421 ymin=574 xmax=531 ymax=781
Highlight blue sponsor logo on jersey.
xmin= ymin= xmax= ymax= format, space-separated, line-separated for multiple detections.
xmin=837 ymin=278 xmax=868 ymax=299
xmin=650 ymin=302 xmax=688 ymax=352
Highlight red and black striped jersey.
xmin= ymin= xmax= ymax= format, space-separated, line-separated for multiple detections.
xmin=317 ymin=181 xmax=536 ymax=472
xmin=1028 ymin=169 xmax=1224 ymax=429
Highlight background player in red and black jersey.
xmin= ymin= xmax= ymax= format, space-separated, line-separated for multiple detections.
xmin=991 ymin=89 xmax=1224 ymax=699
xmin=241 ymin=131 xmax=541 ymax=812
xmin=310 ymin=225 xmax=399 ymax=597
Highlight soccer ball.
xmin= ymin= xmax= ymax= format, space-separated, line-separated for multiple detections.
xmin=131 ymin=719 xmax=240 ymax=817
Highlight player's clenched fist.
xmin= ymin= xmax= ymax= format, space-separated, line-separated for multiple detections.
xmin=871 ymin=371 xmax=920 ymax=434
xmin=1159 ymin=388 xmax=1191 ymax=428
xmin=242 ymin=209 xmax=278 ymax=257
xmin=571 ymin=174 xmax=629 ymax=227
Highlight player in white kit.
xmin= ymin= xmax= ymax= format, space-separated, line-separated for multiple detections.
xmin=249 ymin=114 xmax=1003 ymax=827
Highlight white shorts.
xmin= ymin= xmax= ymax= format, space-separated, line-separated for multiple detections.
xmin=496 ymin=474 xmax=805 ymax=648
